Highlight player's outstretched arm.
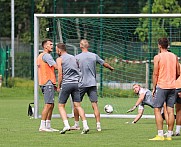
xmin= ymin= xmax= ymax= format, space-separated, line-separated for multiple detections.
xmin=127 ymin=105 xmax=137 ymax=113
xmin=127 ymin=93 xmax=144 ymax=113
xmin=132 ymin=109 xmax=144 ymax=123
xmin=103 ymin=62 xmax=114 ymax=71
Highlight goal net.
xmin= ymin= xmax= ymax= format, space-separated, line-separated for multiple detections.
xmin=34 ymin=14 xmax=181 ymax=119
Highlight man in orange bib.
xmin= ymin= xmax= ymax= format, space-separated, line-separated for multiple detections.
xmin=149 ymin=38 xmax=180 ymax=141
xmin=37 ymin=39 xmax=58 ymax=132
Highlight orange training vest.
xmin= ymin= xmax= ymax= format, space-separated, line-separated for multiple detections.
xmin=37 ymin=53 xmax=56 ymax=85
xmin=157 ymin=52 xmax=176 ymax=89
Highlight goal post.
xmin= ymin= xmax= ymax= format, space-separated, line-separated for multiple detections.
xmin=34 ymin=14 xmax=181 ymax=119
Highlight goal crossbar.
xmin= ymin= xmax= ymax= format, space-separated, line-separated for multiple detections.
xmin=34 ymin=13 xmax=181 ymax=18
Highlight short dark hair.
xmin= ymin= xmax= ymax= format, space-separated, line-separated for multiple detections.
xmin=42 ymin=39 xmax=52 ymax=48
xmin=56 ymin=43 xmax=67 ymax=51
xmin=158 ymin=38 xmax=169 ymax=49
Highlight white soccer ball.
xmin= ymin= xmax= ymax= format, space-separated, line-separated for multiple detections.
xmin=104 ymin=104 xmax=113 ymax=114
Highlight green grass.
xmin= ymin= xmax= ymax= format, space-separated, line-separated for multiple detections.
xmin=0 ymin=79 xmax=181 ymax=147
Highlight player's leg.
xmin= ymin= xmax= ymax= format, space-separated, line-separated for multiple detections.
xmin=88 ymin=86 xmax=101 ymax=131
xmin=70 ymin=87 xmax=86 ymax=130
xmin=58 ymin=103 xmax=70 ymax=134
xmin=45 ymin=103 xmax=58 ymax=131
xmin=74 ymin=102 xmax=89 ymax=134
xmin=166 ymin=106 xmax=175 ymax=137
xmin=165 ymin=89 xmax=176 ymax=140
xmin=39 ymin=85 xmax=56 ymax=132
xmin=149 ymin=87 xmax=165 ymax=140
xmin=175 ymin=90 xmax=181 ymax=136
xmin=163 ymin=102 xmax=173 ymax=136
xmin=132 ymin=105 xmax=144 ymax=123
xmin=58 ymin=84 xmax=71 ymax=134
xmin=175 ymin=103 xmax=181 ymax=136
xmin=71 ymin=83 xmax=89 ymax=134
xmin=175 ymin=89 xmax=181 ymax=136
xmin=154 ymin=107 xmax=164 ymax=132
xmin=163 ymin=102 xmax=169 ymax=126
xmin=39 ymin=104 xmax=52 ymax=131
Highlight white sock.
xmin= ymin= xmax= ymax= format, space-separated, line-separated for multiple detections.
xmin=158 ymin=130 xmax=163 ymax=137
xmin=74 ymin=121 xmax=79 ymax=127
xmin=82 ymin=120 xmax=88 ymax=129
xmin=167 ymin=130 xmax=173 ymax=138
xmin=40 ymin=120 xmax=46 ymax=129
xmin=46 ymin=120 xmax=51 ymax=129
xmin=97 ymin=122 xmax=101 ymax=128
xmin=63 ymin=120 xmax=70 ymax=128
xmin=176 ymin=125 xmax=181 ymax=133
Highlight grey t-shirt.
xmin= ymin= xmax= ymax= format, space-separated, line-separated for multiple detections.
xmin=138 ymin=88 xmax=154 ymax=108
xmin=42 ymin=53 xmax=56 ymax=85
xmin=60 ymin=53 xmax=79 ymax=85
xmin=42 ymin=53 xmax=56 ymax=67
xmin=75 ymin=52 xmax=104 ymax=87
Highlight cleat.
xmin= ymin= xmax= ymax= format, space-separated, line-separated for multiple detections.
xmin=47 ymin=128 xmax=59 ymax=132
xmin=164 ymin=131 xmax=168 ymax=136
xmin=164 ymin=131 xmax=174 ymax=137
xmin=81 ymin=127 xmax=89 ymax=134
xmin=174 ymin=132 xmax=180 ymax=136
xmin=97 ymin=126 xmax=101 ymax=132
xmin=70 ymin=125 xmax=80 ymax=130
xmin=165 ymin=137 xmax=172 ymax=141
xmin=60 ymin=126 xmax=70 ymax=134
xmin=39 ymin=128 xmax=54 ymax=132
xmin=149 ymin=135 xmax=164 ymax=141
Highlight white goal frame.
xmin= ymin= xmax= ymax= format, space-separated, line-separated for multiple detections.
xmin=34 ymin=14 xmax=181 ymax=119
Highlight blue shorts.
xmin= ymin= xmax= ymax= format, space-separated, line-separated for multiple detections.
xmin=175 ymin=88 xmax=181 ymax=104
xmin=153 ymin=86 xmax=175 ymax=108
xmin=40 ymin=85 xmax=55 ymax=104
xmin=79 ymin=86 xmax=98 ymax=102
xmin=58 ymin=83 xmax=81 ymax=104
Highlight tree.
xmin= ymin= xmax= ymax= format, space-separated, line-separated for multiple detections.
xmin=0 ymin=0 xmax=11 ymax=38
xmin=135 ymin=0 xmax=181 ymax=49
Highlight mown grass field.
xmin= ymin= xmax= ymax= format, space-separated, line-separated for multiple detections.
xmin=0 ymin=78 xmax=181 ymax=147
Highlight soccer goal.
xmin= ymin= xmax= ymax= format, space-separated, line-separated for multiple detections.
xmin=34 ymin=14 xmax=181 ymax=119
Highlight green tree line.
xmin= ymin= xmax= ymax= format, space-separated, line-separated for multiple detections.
xmin=0 ymin=0 xmax=180 ymax=44
xmin=0 ymin=0 xmax=148 ymax=43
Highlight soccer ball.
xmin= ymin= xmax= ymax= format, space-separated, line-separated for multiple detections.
xmin=104 ymin=104 xmax=113 ymax=114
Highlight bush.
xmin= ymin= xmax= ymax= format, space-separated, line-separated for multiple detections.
xmin=102 ymin=86 xmax=136 ymax=98
xmin=6 ymin=77 xmax=15 ymax=88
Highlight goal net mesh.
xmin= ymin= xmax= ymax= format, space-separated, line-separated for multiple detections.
xmin=35 ymin=15 xmax=181 ymax=118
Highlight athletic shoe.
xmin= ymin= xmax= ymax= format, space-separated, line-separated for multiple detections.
xmin=165 ymin=137 xmax=172 ymax=141
xmin=149 ymin=135 xmax=164 ymax=141
xmin=70 ymin=125 xmax=80 ymax=130
xmin=60 ymin=126 xmax=70 ymax=134
xmin=47 ymin=128 xmax=59 ymax=132
xmin=39 ymin=128 xmax=54 ymax=132
xmin=164 ymin=131 xmax=174 ymax=136
xmin=164 ymin=131 xmax=168 ymax=136
xmin=174 ymin=132 xmax=180 ymax=136
xmin=81 ymin=127 xmax=89 ymax=134
xmin=97 ymin=126 xmax=101 ymax=132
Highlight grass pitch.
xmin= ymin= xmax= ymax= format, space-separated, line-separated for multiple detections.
xmin=0 ymin=79 xmax=181 ymax=147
